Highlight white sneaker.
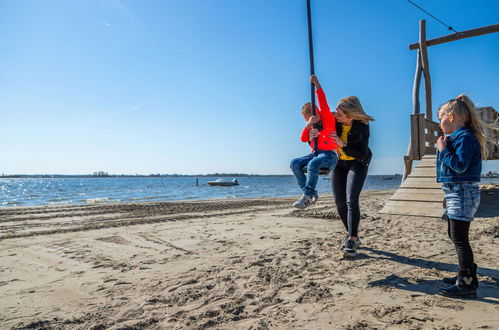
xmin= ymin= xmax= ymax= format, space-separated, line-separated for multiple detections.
xmin=293 ymin=195 xmax=313 ymax=209
xmin=311 ymin=194 xmax=319 ymax=204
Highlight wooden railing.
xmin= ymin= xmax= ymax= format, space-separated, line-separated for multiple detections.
xmin=410 ymin=114 xmax=442 ymax=160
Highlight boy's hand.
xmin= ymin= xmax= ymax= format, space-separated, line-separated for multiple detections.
xmin=309 ymin=128 xmax=319 ymax=141
xmin=437 ymin=136 xmax=447 ymax=152
xmin=306 ymin=115 xmax=320 ymax=128
xmin=310 ymin=75 xmax=321 ymax=90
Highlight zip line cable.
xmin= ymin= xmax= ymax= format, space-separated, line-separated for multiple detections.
xmin=405 ymin=0 xmax=461 ymax=35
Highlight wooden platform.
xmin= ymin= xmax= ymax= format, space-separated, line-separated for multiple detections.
xmin=379 ymin=155 xmax=444 ymax=218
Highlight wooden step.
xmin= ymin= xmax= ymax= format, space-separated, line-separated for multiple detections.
xmin=410 ymin=166 xmax=437 ymax=177
xmin=396 ymin=188 xmax=443 ymax=195
xmin=400 ymin=181 xmax=441 ymax=189
xmin=379 ymin=200 xmax=444 ymax=218
xmin=389 ymin=192 xmax=443 ymax=202
xmin=403 ymin=177 xmax=439 ymax=182
xmin=380 ymin=154 xmax=443 ymax=217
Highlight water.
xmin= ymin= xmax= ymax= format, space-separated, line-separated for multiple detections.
xmin=1 ymin=176 xmax=497 ymax=207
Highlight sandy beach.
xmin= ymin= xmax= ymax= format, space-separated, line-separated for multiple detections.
xmin=0 ymin=188 xmax=498 ymax=329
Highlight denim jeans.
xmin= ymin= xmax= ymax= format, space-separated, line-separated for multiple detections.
xmin=290 ymin=150 xmax=338 ymax=196
xmin=442 ymin=182 xmax=480 ymax=221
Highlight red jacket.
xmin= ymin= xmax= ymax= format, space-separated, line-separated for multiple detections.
xmin=300 ymin=88 xmax=338 ymax=152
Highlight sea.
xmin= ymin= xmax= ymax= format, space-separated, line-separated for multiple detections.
xmin=1 ymin=176 xmax=497 ymax=207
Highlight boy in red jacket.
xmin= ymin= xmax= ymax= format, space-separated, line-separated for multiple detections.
xmin=290 ymin=75 xmax=338 ymax=209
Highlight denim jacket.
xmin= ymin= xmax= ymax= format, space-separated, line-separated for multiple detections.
xmin=436 ymin=126 xmax=482 ymax=183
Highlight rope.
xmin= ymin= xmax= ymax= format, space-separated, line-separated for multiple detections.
xmin=405 ymin=0 xmax=461 ymax=35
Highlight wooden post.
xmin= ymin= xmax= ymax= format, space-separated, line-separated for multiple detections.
xmin=404 ymin=49 xmax=424 ymax=181
xmin=412 ymin=50 xmax=423 ymax=115
xmin=403 ymin=156 xmax=412 ymax=182
xmin=419 ymin=20 xmax=432 ymax=122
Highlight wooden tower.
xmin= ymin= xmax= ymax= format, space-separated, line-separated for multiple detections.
xmin=380 ymin=21 xmax=499 ymax=217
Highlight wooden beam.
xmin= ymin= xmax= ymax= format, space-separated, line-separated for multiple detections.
xmin=409 ymin=23 xmax=499 ymax=50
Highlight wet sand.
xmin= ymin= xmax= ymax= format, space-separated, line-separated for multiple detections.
xmin=0 ymin=188 xmax=498 ymax=329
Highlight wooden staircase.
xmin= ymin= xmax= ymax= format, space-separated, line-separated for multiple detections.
xmin=379 ymin=155 xmax=444 ymax=218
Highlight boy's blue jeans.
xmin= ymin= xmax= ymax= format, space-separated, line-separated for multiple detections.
xmin=290 ymin=150 xmax=338 ymax=197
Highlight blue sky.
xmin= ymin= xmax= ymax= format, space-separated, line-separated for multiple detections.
xmin=1 ymin=0 xmax=498 ymax=175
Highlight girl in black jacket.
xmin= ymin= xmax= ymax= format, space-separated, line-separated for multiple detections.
xmin=311 ymin=96 xmax=374 ymax=257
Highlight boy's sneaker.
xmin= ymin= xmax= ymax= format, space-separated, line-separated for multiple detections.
xmin=343 ymin=239 xmax=361 ymax=257
xmin=293 ymin=195 xmax=313 ymax=209
xmin=311 ymin=194 xmax=319 ymax=204
xmin=339 ymin=234 xmax=349 ymax=250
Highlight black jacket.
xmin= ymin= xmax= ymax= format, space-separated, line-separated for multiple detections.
xmin=336 ymin=120 xmax=372 ymax=167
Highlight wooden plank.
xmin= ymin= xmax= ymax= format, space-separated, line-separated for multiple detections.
xmin=403 ymin=177 xmax=437 ymax=182
xmin=409 ymin=23 xmax=499 ymax=50
xmin=379 ymin=204 xmax=444 ymax=218
xmin=389 ymin=192 xmax=443 ymax=202
xmin=410 ymin=167 xmax=436 ymax=175
xmin=410 ymin=114 xmax=422 ymax=160
xmin=410 ymin=167 xmax=435 ymax=173
xmin=400 ymin=181 xmax=441 ymax=189
xmin=396 ymin=188 xmax=443 ymax=195
xmin=418 ymin=114 xmax=426 ymax=157
xmin=421 ymin=154 xmax=436 ymax=159
xmin=382 ymin=200 xmax=443 ymax=209
xmin=417 ymin=159 xmax=436 ymax=165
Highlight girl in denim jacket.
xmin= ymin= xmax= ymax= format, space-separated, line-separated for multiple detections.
xmin=436 ymin=94 xmax=491 ymax=299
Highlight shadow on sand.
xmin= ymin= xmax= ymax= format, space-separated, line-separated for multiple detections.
xmin=363 ymin=247 xmax=499 ymax=304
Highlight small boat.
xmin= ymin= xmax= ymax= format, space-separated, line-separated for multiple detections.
xmin=207 ymin=178 xmax=239 ymax=186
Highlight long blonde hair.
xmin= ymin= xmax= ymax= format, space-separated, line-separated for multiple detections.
xmin=439 ymin=94 xmax=497 ymax=159
xmin=337 ymin=96 xmax=374 ymax=124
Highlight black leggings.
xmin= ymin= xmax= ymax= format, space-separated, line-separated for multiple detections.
xmin=447 ymin=217 xmax=474 ymax=271
xmin=332 ymin=160 xmax=368 ymax=237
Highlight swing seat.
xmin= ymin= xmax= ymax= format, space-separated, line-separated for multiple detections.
xmin=302 ymin=167 xmax=331 ymax=175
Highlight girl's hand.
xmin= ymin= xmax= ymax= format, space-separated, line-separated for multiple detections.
xmin=336 ymin=137 xmax=346 ymax=148
xmin=329 ymin=132 xmax=345 ymax=147
xmin=437 ymin=136 xmax=447 ymax=152
xmin=329 ymin=132 xmax=346 ymax=148
xmin=309 ymin=128 xmax=319 ymax=141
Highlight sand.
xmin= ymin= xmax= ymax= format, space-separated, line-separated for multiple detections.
xmin=0 ymin=188 xmax=498 ymax=329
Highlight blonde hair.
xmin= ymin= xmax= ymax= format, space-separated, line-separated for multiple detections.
xmin=301 ymin=102 xmax=312 ymax=118
xmin=337 ymin=96 xmax=374 ymax=124
xmin=439 ymin=94 xmax=497 ymax=159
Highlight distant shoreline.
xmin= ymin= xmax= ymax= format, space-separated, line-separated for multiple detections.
xmin=0 ymin=174 xmax=404 ymax=179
